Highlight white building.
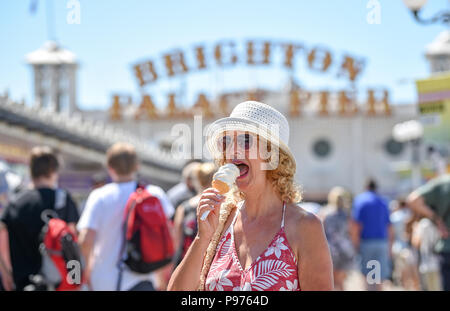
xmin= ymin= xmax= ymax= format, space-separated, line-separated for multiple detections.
xmin=26 ymin=41 xmax=78 ymax=114
xmin=2 ymin=41 xmax=427 ymax=201
xmin=425 ymin=30 xmax=450 ymax=74
xmin=79 ymin=88 xmax=419 ymax=201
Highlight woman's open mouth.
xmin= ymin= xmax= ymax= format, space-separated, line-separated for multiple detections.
xmin=233 ymin=161 xmax=249 ymax=179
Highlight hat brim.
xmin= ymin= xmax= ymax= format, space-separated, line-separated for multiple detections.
xmin=206 ymin=116 xmax=296 ymax=167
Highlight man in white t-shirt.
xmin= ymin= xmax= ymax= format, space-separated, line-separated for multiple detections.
xmin=77 ymin=142 xmax=174 ymax=291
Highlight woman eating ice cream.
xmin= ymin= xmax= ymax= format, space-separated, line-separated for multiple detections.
xmin=168 ymin=101 xmax=333 ymax=291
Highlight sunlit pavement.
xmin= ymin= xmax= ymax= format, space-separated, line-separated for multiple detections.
xmin=343 ymin=270 xmax=406 ymax=291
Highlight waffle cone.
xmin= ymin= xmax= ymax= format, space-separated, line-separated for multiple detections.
xmin=212 ymin=179 xmax=230 ymax=194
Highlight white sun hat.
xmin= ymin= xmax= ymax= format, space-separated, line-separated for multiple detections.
xmin=206 ymin=101 xmax=296 ymax=166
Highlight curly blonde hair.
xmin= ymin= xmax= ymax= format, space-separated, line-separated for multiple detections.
xmin=197 ymin=140 xmax=301 ymax=290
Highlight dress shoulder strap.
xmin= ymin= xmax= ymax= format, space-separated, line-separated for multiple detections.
xmin=231 ymin=201 xmax=244 ymax=226
xmin=281 ymin=202 xmax=286 ymax=228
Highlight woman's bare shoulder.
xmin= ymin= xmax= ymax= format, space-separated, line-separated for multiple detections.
xmin=286 ymin=203 xmax=323 ymax=228
xmin=285 ymin=203 xmax=333 ymax=290
xmin=285 ymin=203 xmax=325 ymax=244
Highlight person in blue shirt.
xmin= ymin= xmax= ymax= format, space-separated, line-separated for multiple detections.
xmin=350 ymin=179 xmax=393 ymax=291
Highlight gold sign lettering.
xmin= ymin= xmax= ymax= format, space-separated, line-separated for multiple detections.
xmin=282 ymin=43 xmax=303 ymax=69
xmin=247 ymin=89 xmax=265 ymax=102
xmin=122 ymin=39 xmax=394 ymax=121
xmin=219 ymin=95 xmax=228 ymax=116
xmin=367 ymin=90 xmax=376 ymax=115
xmin=166 ymin=93 xmax=179 ymax=117
xmin=307 ymin=47 xmax=332 ymax=72
xmin=247 ymin=40 xmax=271 ymax=65
xmin=337 ymin=55 xmax=365 ymax=82
xmin=195 ymin=46 xmax=207 ymax=70
xmin=366 ymin=89 xmax=390 ymax=116
xmin=110 ymin=95 xmax=122 ymax=121
xmin=135 ymin=94 xmax=158 ymax=120
xmin=318 ymin=91 xmax=329 ymax=116
xmin=193 ymin=93 xmax=213 ymax=118
xmin=164 ymin=50 xmax=189 ymax=77
xmin=134 ymin=61 xmax=158 ymax=87
xmin=247 ymin=90 xmax=257 ymax=101
xmin=289 ymin=89 xmax=302 ymax=117
xmin=132 ymin=40 xmax=370 ymax=86
xmin=214 ymin=41 xmax=238 ymax=66
xmin=338 ymin=90 xmax=358 ymax=116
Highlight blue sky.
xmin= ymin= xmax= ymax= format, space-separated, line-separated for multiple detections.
xmin=1 ymin=0 xmax=449 ymax=110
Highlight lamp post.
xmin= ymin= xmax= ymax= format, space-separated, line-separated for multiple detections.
xmin=402 ymin=0 xmax=450 ymax=25
xmin=393 ymin=120 xmax=424 ymax=190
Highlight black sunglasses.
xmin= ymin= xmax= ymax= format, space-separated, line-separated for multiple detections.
xmin=217 ymin=133 xmax=254 ymax=152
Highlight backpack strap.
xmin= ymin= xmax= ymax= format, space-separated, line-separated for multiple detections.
xmin=54 ymin=189 xmax=67 ymax=210
xmin=40 ymin=209 xmax=59 ymax=224
xmin=40 ymin=188 xmax=67 ymax=224
xmin=116 ymin=183 xmax=142 ymax=291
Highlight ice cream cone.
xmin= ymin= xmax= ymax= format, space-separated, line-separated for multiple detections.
xmin=212 ymin=179 xmax=230 ymax=194
xmin=201 ymin=163 xmax=240 ymax=221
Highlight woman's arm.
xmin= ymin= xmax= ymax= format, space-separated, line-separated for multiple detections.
xmin=296 ymin=212 xmax=334 ymax=291
xmin=167 ymin=235 xmax=210 ymax=290
xmin=155 ymin=205 xmax=185 ymax=291
xmin=407 ymin=192 xmax=448 ymax=238
xmin=167 ymin=188 xmax=224 ymax=291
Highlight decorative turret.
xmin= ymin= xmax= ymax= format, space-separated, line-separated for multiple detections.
xmin=425 ymin=30 xmax=450 ymax=74
xmin=26 ymin=41 xmax=78 ymax=114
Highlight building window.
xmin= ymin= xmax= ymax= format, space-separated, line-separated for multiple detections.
xmin=312 ymin=138 xmax=332 ymax=159
xmin=385 ymin=138 xmax=404 ymax=156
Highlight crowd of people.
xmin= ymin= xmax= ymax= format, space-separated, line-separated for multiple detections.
xmin=0 ymin=145 xmax=449 ymax=291
xmin=318 ymin=177 xmax=450 ymax=291
xmin=0 ymin=101 xmax=449 ymax=291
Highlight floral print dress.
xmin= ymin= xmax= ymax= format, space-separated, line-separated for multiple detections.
xmin=205 ymin=202 xmax=300 ymax=291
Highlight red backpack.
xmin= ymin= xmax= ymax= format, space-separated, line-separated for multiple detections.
xmin=116 ymin=185 xmax=174 ymax=290
xmin=38 ymin=211 xmax=83 ymax=291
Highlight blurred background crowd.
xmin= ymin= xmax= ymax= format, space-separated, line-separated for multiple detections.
xmin=0 ymin=144 xmax=449 ymax=291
